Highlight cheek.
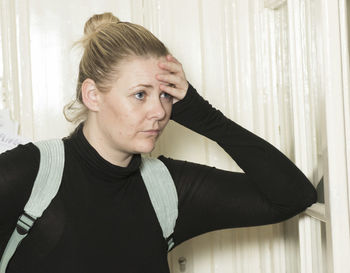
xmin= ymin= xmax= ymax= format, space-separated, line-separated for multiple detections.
xmin=101 ymin=102 xmax=136 ymax=136
xmin=114 ymin=108 xmax=146 ymax=139
xmin=121 ymin=113 xmax=140 ymax=133
xmin=163 ymin=103 xmax=173 ymax=120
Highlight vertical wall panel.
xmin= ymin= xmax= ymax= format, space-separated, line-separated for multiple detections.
xmin=285 ymin=0 xmax=329 ymax=272
xmin=0 ymin=0 xmax=33 ymax=138
xmin=150 ymin=0 xmax=208 ymax=167
xmin=199 ymin=0 xmax=234 ymax=171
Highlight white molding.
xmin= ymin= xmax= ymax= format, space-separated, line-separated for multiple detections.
xmin=338 ymin=0 xmax=350 ymax=226
xmin=298 ymin=215 xmax=313 ymax=273
xmin=0 ymin=0 xmax=17 ymax=116
xmin=304 ymin=203 xmax=326 ymax=222
xmin=264 ymin=0 xmax=287 ymax=10
xmin=286 ymin=0 xmax=329 ymax=272
xmin=13 ymin=0 xmax=34 ymax=139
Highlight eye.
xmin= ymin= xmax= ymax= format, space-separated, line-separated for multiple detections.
xmin=161 ymin=92 xmax=172 ymax=100
xmin=134 ymin=91 xmax=145 ymax=100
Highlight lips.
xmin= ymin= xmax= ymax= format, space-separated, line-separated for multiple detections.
xmin=143 ymin=128 xmax=160 ymax=132
xmin=144 ymin=130 xmax=160 ymax=133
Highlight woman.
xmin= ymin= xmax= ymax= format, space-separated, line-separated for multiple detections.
xmin=0 ymin=12 xmax=317 ymax=273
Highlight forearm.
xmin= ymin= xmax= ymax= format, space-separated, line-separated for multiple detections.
xmin=171 ymin=83 xmax=317 ymax=212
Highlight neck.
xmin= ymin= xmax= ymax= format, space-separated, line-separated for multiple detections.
xmin=82 ymin=119 xmax=133 ymax=168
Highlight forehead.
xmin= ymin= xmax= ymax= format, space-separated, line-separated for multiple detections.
xmin=117 ymin=56 xmax=167 ymax=82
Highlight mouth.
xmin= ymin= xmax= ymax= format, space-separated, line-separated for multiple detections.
xmin=142 ymin=130 xmax=160 ymax=135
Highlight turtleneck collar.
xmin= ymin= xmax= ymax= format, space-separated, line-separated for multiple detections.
xmin=63 ymin=122 xmax=141 ymax=181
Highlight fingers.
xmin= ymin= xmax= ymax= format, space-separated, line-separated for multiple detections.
xmin=158 ymin=54 xmax=183 ymax=73
xmin=166 ymin=54 xmax=181 ymax=64
xmin=158 ymin=61 xmax=181 ymax=73
xmin=159 ymin=83 xmax=176 ymax=93
xmin=157 ymin=54 xmax=188 ymax=104
xmin=156 ymin=73 xmax=181 ymax=86
xmin=159 ymin=84 xmax=182 ymax=103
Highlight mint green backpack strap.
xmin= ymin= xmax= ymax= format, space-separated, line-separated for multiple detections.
xmin=140 ymin=155 xmax=178 ymax=252
xmin=0 ymin=139 xmax=65 ymax=273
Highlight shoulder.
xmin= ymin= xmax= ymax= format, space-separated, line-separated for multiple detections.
xmin=157 ymin=155 xmax=187 ymax=180
xmin=0 ymin=142 xmax=40 ymax=176
xmin=0 ymin=143 xmax=40 ymax=220
xmin=157 ymin=155 xmax=216 ymax=174
xmin=157 ymin=155 xmax=218 ymax=186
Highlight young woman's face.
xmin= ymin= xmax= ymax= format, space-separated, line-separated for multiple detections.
xmin=96 ymin=56 xmax=173 ymax=154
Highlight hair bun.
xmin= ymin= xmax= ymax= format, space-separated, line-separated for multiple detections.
xmin=83 ymin=12 xmax=120 ymax=36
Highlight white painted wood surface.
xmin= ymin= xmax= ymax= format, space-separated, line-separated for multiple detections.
xmin=320 ymin=0 xmax=350 ymax=272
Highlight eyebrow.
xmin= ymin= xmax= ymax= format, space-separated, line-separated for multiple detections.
xmin=129 ymin=84 xmax=153 ymax=90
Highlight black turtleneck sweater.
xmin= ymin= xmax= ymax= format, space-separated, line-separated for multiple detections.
xmin=0 ymin=83 xmax=317 ymax=273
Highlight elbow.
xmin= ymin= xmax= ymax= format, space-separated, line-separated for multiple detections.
xmin=271 ymin=184 xmax=318 ymax=223
xmin=289 ymin=174 xmax=319 ymax=210
xmin=299 ymin=179 xmax=318 ymax=208
xmin=307 ymin=185 xmax=318 ymax=206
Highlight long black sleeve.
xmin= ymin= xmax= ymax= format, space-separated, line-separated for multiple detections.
xmin=0 ymin=83 xmax=317 ymax=273
xmin=159 ymin=83 xmax=317 ymax=247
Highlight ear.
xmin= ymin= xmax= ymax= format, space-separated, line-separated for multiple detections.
xmin=81 ymin=79 xmax=101 ymax=112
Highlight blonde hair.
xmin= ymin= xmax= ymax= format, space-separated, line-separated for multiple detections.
xmin=63 ymin=12 xmax=170 ymax=124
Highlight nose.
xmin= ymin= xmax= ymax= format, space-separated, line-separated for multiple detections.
xmin=147 ymin=97 xmax=166 ymax=120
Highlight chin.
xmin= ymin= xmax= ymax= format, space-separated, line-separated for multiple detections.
xmin=134 ymin=141 xmax=156 ymax=154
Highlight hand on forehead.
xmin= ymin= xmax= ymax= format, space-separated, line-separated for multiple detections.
xmin=156 ymin=55 xmax=189 ymax=103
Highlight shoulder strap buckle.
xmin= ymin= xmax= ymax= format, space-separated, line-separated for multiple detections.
xmin=16 ymin=212 xmax=37 ymax=235
xmin=166 ymin=234 xmax=175 ymax=251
